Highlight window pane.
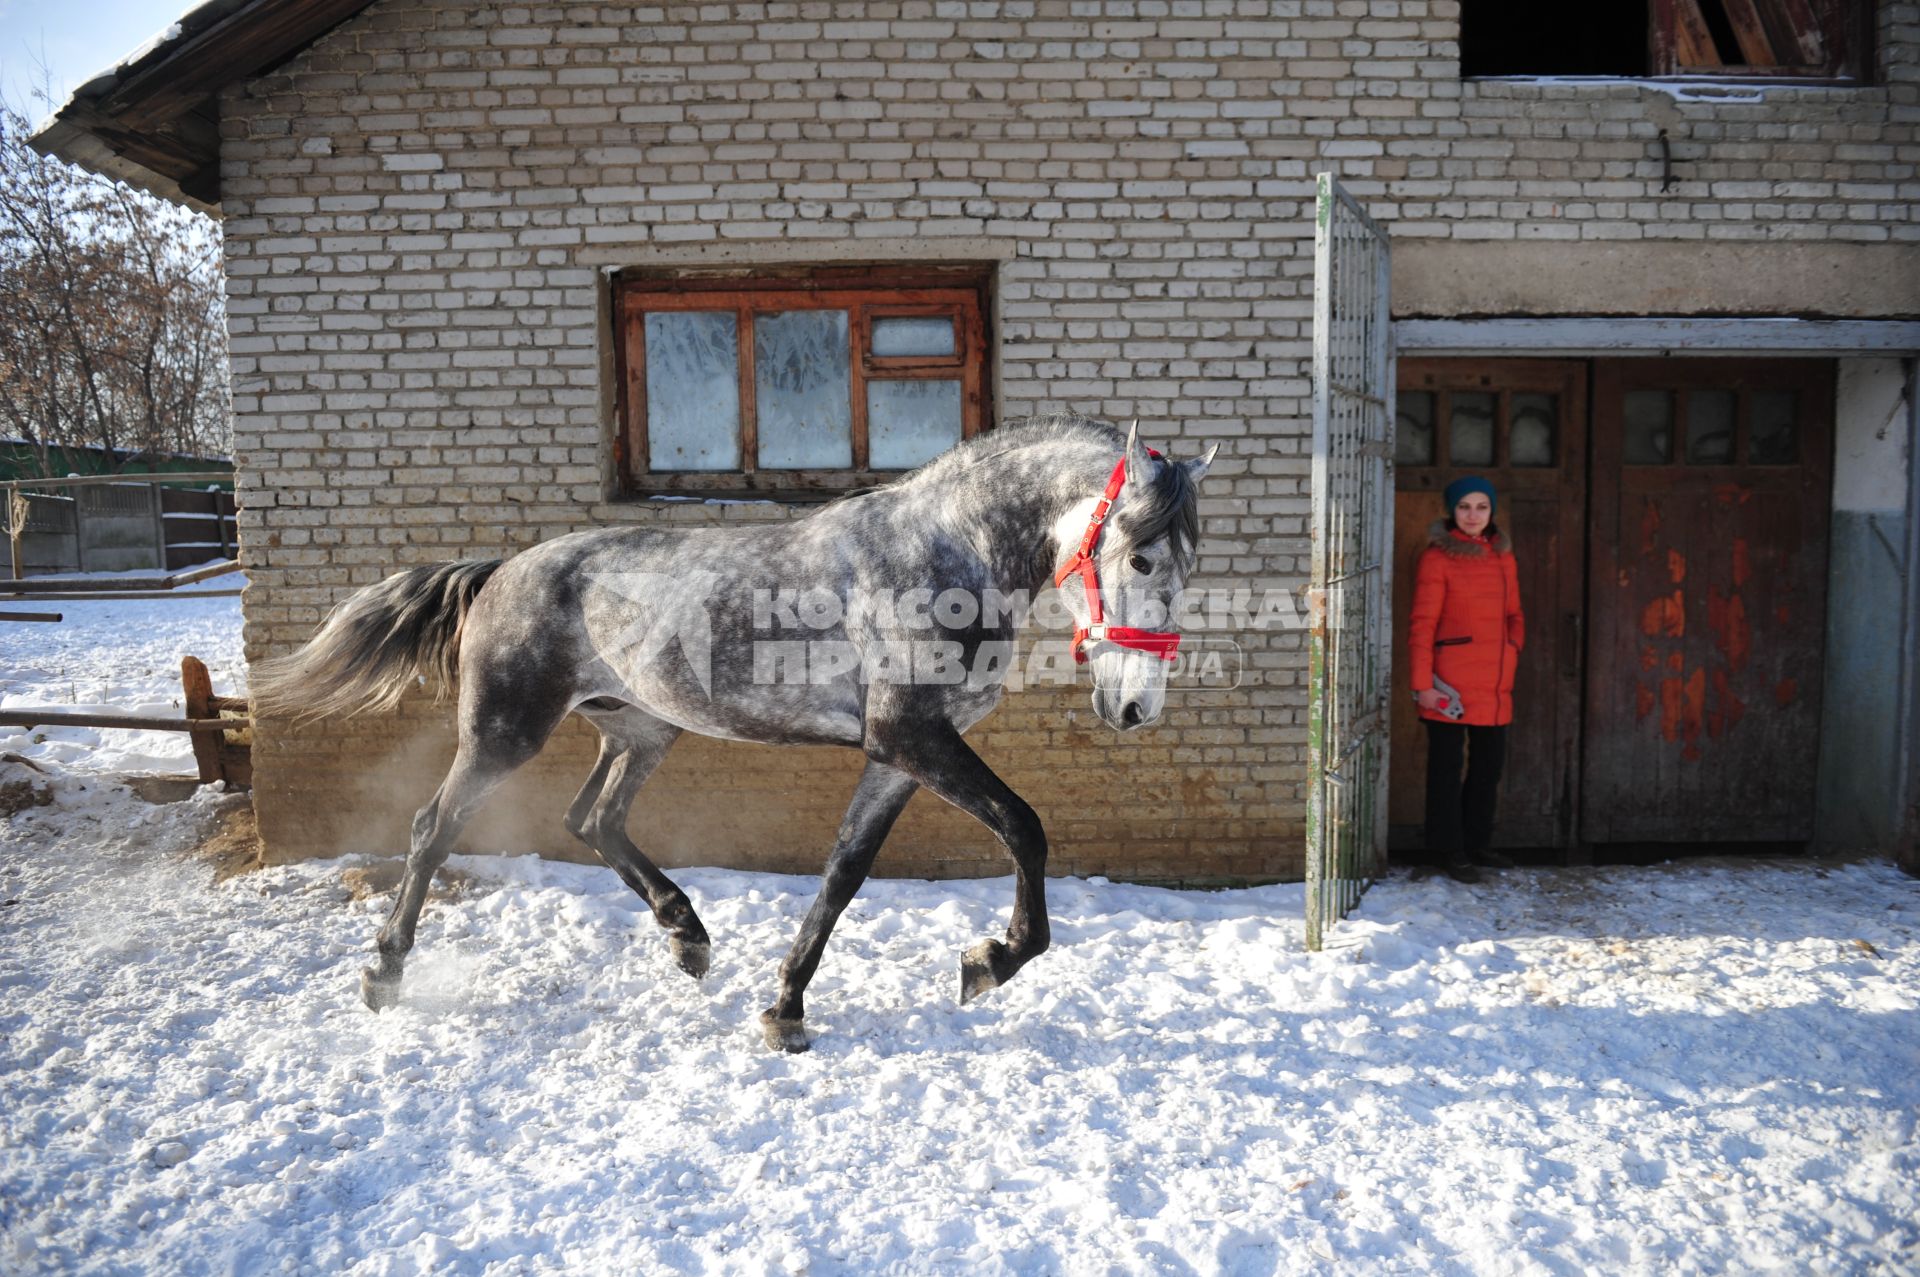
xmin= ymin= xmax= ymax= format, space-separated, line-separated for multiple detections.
xmin=868 ymin=380 xmax=963 ymax=469
xmin=755 ymin=309 xmax=852 ymax=470
xmin=1686 ymin=390 xmax=1735 ymax=465
xmin=1509 ymin=393 xmax=1557 ymax=467
xmin=1396 ymin=391 xmax=1435 ymax=466
xmin=646 ymin=311 xmax=740 ymax=471
xmin=872 ymin=316 xmax=956 ymax=358
xmin=1624 ymin=390 xmax=1673 ymax=464
xmin=1751 ymin=390 xmax=1798 ymax=464
xmin=1449 ymin=392 xmax=1495 ymax=466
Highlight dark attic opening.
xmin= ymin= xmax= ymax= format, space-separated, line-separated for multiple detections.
xmin=1461 ymin=0 xmax=1867 ymax=80
xmin=1461 ymin=0 xmax=1650 ymax=77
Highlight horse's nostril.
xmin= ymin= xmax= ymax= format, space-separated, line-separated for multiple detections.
xmin=1122 ymin=701 xmax=1143 ymax=727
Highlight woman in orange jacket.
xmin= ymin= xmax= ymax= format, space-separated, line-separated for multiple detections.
xmin=1408 ymin=475 xmax=1524 ymax=882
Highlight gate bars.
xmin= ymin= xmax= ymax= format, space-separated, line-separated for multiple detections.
xmin=1306 ymin=174 xmax=1395 ymax=950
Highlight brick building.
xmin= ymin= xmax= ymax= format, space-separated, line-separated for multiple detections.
xmin=34 ymin=1 xmax=1920 ymax=879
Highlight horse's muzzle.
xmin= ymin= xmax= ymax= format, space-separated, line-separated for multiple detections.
xmin=1094 ymin=690 xmax=1158 ymax=732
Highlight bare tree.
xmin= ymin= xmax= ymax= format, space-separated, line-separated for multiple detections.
xmin=0 ymin=107 xmax=229 ymax=477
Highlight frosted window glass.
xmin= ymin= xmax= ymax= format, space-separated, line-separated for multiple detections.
xmin=872 ymin=316 xmax=956 ymax=357
xmin=645 ymin=311 xmax=740 ymax=471
xmin=1395 ymin=391 xmax=1435 ymax=466
xmin=1624 ymin=390 xmax=1673 ymax=464
xmin=1509 ymin=393 xmax=1557 ymax=467
xmin=1449 ymin=392 xmax=1495 ymax=466
xmin=1686 ymin=390 xmax=1735 ymax=465
xmin=869 ymin=380 xmax=963 ymax=469
xmin=756 ymin=310 xmax=852 ymax=470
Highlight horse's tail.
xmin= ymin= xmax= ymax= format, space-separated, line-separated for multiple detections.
xmin=250 ymin=560 xmax=504 ymax=722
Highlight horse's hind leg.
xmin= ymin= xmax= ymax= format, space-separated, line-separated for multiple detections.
xmin=361 ymin=649 xmax=572 ymax=1010
xmin=564 ymin=712 xmax=707 ymax=977
xmin=362 ymin=740 xmax=532 ymax=1010
xmin=760 ymin=760 xmax=919 ymax=1053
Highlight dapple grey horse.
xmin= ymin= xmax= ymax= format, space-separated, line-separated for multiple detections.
xmin=254 ymin=413 xmax=1215 ymax=1051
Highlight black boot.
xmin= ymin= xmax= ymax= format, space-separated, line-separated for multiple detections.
xmin=1441 ymin=855 xmax=1482 ymax=884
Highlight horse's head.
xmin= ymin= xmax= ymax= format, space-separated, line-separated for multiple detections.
xmin=1059 ymin=422 xmax=1216 ymax=732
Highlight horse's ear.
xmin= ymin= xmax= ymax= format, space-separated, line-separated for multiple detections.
xmin=1122 ymin=419 xmax=1152 ymax=490
xmin=1183 ymin=442 xmax=1219 ymax=485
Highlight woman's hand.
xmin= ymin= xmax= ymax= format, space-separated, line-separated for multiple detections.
xmin=1415 ymin=689 xmax=1449 ymax=713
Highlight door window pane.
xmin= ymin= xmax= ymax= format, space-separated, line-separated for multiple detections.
xmin=1623 ymin=390 xmax=1673 ymax=464
xmin=1509 ymin=393 xmax=1557 ymax=467
xmin=755 ymin=309 xmax=852 ymax=470
xmin=1396 ymin=391 xmax=1435 ymax=466
xmin=1449 ymin=391 xmax=1495 ymax=466
xmin=872 ymin=316 xmax=956 ymax=358
xmin=869 ymin=380 xmax=963 ymax=469
xmin=1686 ymin=389 xmax=1735 ymax=465
xmin=1750 ymin=390 xmax=1798 ymax=464
xmin=646 ymin=311 xmax=740 ymax=471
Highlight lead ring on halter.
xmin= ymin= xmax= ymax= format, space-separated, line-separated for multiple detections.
xmin=1053 ymin=448 xmax=1183 ymax=665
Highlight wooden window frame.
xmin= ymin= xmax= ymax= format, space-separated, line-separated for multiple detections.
xmin=1395 ymin=361 xmax=1578 ymax=477
xmin=614 ymin=266 xmax=992 ymax=500
xmin=1606 ymin=360 xmax=1818 ymax=471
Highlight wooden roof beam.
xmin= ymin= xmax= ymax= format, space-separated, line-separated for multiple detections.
xmin=98 ymin=0 xmax=378 ymax=128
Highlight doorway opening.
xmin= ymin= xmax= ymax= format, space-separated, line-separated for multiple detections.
xmin=1390 ymin=356 xmax=1836 ymax=864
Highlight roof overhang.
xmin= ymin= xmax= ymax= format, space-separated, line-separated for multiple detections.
xmin=27 ymin=0 xmax=380 ymax=215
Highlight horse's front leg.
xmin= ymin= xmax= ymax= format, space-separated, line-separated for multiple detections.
xmin=760 ymin=760 xmax=919 ymax=1052
xmin=866 ymin=718 xmax=1051 ymax=1004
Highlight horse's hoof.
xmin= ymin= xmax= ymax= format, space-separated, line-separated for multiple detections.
xmin=671 ymin=936 xmax=710 ymax=980
xmin=360 ymin=968 xmax=400 ymax=1012
xmin=759 ymin=1011 xmax=809 ymax=1054
xmin=959 ymin=939 xmax=1009 ymax=1005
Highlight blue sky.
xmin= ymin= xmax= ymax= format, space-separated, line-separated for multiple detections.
xmin=0 ymin=0 xmax=187 ymax=115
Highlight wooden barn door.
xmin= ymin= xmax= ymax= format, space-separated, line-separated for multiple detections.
xmin=1390 ymin=359 xmax=1589 ymax=850
xmin=1581 ymin=359 xmax=1834 ymax=842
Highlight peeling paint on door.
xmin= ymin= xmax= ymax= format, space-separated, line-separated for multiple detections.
xmin=1642 ymin=590 xmax=1686 ymax=638
xmin=1706 ymin=586 xmax=1751 ymax=673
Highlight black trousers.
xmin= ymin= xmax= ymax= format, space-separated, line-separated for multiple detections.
xmin=1423 ymin=721 xmax=1507 ymax=857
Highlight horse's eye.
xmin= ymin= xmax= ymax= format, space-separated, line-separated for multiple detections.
xmin=1129 ymin=554 xmax=1152 ymax=574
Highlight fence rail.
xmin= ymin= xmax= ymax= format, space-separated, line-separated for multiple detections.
xmin=0 ymin=656 xmax=250 ymax=788
xmin=0 ymin=558 xmax=241 ymax=595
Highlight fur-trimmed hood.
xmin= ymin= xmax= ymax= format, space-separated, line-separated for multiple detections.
xmin=1427 ymin=519 xmax=1512 ymax=558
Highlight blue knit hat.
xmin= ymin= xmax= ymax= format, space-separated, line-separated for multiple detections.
xmin=1443 ymin=474 xmax=1496 ymax=516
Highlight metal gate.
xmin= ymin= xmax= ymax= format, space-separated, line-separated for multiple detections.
xmin=1306 ymin=173 xmax=1394 ymax=950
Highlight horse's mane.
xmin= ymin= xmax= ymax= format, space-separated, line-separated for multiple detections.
xmin=906 ymin=411 xmax=1125 ymax=476
xmin=1112 ymin=443 xmax=1201 ymax=572
xmin=892 ymin=412 xmax=1200 ymax=569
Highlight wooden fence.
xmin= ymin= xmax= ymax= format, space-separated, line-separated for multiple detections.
xmin=4 ymin=472 xmax=235 ymax=577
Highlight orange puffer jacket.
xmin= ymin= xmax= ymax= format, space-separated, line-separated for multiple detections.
xmin=1408 ymin=520 xmax=1525 ymax=726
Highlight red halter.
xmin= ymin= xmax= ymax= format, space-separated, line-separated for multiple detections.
xmin=1052 ymin=450 xmax=1183 ymax=665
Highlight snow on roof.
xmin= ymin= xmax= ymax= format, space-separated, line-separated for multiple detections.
xmin=38 ymin=0 xmax=251 ymax=132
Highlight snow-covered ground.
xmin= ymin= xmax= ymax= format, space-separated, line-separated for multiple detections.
xmin=3 ymin=579 xmax=1919 ymax=1275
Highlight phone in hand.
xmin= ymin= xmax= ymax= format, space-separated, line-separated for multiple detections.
xmin=1414 ymin=675 xmax=1467 ymax=721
